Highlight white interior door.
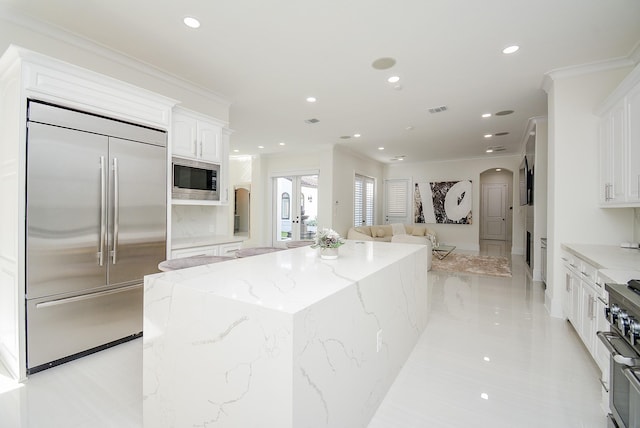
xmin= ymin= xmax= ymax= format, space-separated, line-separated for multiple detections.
xmin=481 ymin=183 xmax=507 ymax=240
xmin=273 ymin=174 xmax=318 ymax=244
xmin=384 ymin=179 xmax=410 ymax=224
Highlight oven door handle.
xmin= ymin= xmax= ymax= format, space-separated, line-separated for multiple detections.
xmin=598 ymin=331 xmax=640 ymax=366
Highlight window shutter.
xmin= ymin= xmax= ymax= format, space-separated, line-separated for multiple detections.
xmin=386 ymin=180 xmax=407 ymax=217
xmin=354 ymin=174 xmax=375 ymax=226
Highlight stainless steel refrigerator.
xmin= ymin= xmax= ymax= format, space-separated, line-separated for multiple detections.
xmin=25 ymin=100 xmax=167 ymax=374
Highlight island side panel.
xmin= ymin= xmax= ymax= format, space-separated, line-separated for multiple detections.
xmin=143 ymin=273 xmax=294 ymax=428
xmin=292 ymin=247 xmax=428 ymax=427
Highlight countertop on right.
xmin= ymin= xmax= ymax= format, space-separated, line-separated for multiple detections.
xmin=561 ymin=243 xmax=640 ymax=281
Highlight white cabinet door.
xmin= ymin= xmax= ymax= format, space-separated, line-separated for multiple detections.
xmin=172 ymin=112 xmax=198 ymax=158
xmin=627 ymin=84 xmax=640 ymax=202
xmin=579 ymin=281 xmax=597 ymax=353
xmin=198 ymin=121 xmax=222 ymax=163
xmin=599 ymin=100 xmax=626 ymax=204
xmin=172 ymin=110 xmax=222 ymax=163
xmin=610 ymin=100 xmax=627 ymax=203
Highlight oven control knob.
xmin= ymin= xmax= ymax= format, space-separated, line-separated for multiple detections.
xmin=619 ymin=310 xmax=630 ymax=335
xmin=630 ymin=318 xmax=640 ymax=346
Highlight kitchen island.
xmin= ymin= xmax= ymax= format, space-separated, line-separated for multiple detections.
xmin=143 ymin=240 xmax=428 ymax=428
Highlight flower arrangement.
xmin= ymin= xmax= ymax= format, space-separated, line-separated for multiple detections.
xmin=311 ymin=228 xmax=345 ymax=249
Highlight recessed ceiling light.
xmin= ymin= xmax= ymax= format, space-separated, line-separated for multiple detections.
xmin=482 ymin=113 xmax=492 ymax=118
xmin=387 ymin=76 xmax=400 ymax=83
xmin=353 ymin=133 xmax=361 ymax=138
xmin=486 ymin=149 xmax=494 ymax=153
xmin=372 ymin=57 xmax=396 ymax=70
xmin=279 ymin=142 xmax=286 ymax=146
xmin=378 ymin=147 xmax=384 ymax=151
xmin=183 ymin=17 xmax=201 ymax=28
xmin=233 ymin=149 xmax=240 ymax=153
xmin=484 ymin=134 xmax=493 ymax=138
xmin=405 ymin=126 xmax=414 ymax=131
xmin=496 ymin=168 xmax=502 ymax=172
xmin=306 ymin=97 xmax=317 ymax=103
xmin=258 ymin=145 xmax=264 ymax=149
xmin=502 ymin=45 xmax=519 ymax=54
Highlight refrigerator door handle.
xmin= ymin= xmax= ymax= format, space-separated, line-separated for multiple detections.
xmin=112 ymin=157 xmax=119 ymax=264
xmin=99 ymin=156 xmax=106 ymax=266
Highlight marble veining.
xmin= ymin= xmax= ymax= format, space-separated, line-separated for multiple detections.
xmin=143 ymin=241 xmax=428 ymax=427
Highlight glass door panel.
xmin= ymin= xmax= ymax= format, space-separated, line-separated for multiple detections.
xmin=273 ymin=174 xmax=318 ymax=244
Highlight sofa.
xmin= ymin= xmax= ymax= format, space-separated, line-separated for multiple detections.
xmin=346 ymin=224 xmax=436 ymax=270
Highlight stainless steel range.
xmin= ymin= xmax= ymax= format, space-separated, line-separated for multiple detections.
xmin=599 ymin=280 xmax=640 ymax=428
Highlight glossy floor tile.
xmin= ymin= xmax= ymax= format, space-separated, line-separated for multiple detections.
xmin=0 ymin=243 xmax=605 ymax=427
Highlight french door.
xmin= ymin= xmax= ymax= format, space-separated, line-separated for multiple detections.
xmin=273 ymin=174 xmax=318 ymax=244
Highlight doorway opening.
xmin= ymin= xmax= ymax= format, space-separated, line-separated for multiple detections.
xmin=479 ymin=168 xmax=513 ymax=252
xmin=273 ymin=174 xmax=318 ymax=245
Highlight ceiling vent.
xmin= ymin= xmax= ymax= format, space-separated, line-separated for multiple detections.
xmin=305 ymin=118 xmax=320 ymax=124
xmin=487 ymin=146 xmax=506 ymax=152
xmin=494 ymin=132 xmax=510 ymax=136
xmin=428 ymin=105 xmax=448 ymax=114
xmin=495 ymin=110 xmax=514 ymax=116
xmin=339 ymin=135 xmax=351 ymax=139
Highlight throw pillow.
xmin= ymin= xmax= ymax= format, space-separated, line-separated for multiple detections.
xmin=411 ymin=228 xmax=425 ymax=236
xmin=376 ymin=228 xmax=386 ymax=237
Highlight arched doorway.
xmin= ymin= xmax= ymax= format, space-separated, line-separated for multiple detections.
xmin=479 ymin=168 xmax=514 ymax=254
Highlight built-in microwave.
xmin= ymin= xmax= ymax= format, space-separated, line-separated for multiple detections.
xmin=172 ymin=157 xmax=220 ymax=201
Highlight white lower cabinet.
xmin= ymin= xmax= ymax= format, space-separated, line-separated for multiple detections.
xmin=171 ymin=246 xmax=219 ymax=259
xmin=171 ymin=241 xmax=242 ymax=259
xmin=562 ymin=252 xmax=607 ymax=366
xmin=219 ymin=242 xmax=242 ymax=256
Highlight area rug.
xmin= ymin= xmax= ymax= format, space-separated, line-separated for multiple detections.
xmin=431 ymin=253 xmax=512 ymax=277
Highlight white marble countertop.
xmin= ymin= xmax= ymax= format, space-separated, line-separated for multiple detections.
xmin=561 ymin=243 xmax=640 ymax=281
xmin=149 ymin=240 xmax=426 ymax=314
xmin=171 ymin=234 xmax=245 ymax=249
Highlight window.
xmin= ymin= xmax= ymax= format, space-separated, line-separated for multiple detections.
xmin=354 ymin=174 xmax=374 ymax=226
xmin=281 ymin=192 xmax=290 ymax=219
xmin=384 ymin=179 xmax=409 ymax=223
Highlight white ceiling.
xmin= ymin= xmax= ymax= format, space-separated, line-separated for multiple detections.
xmin=3 ymin=0 xmax=640 ymax=163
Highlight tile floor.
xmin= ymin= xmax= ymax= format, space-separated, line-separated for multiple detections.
xmin=0 ymin=241 xmax=606 ymax=427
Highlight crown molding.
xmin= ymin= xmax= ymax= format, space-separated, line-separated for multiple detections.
xmin=0 ymin=5 xmax=230 ymax=108
xmin=541 ymin=56 xmax=635 ymax=93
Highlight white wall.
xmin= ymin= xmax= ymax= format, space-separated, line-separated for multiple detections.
xmin=546 ymin=66 xmax=636 ymax=317
xmin=332 ymin=146 xmax=385 ymax=237
xmin=385 ymin=155 xmax=522 ymax=252
xmin=0 ymin=14 xmax=229 ymax=120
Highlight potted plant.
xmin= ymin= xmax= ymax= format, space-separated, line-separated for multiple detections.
xmin=311 ymin=228 xmax=344 ymax=259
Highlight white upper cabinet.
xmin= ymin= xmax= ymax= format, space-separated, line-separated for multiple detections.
xmin=172 ymin=108 xmax=222 ymax=163
xmin=597 ymin=63 xmax=640 ymax=207
xmin=626 ymin=83 xmax=640 ymax=202
xmin=170 ymin=107 xmax=231 ymax=205
xmin=599 ymin=99 xmax=626 ymax=204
